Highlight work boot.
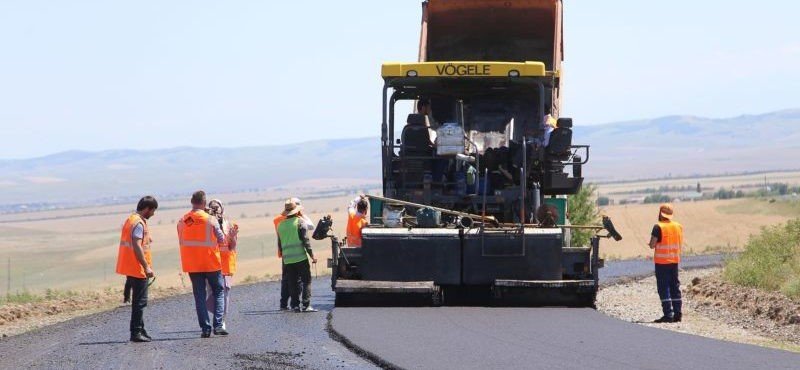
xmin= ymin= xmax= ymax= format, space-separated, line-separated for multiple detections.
xmin=280 ymin=306 xmax=290 ymax=311
xmin=141 ymin=328 xmax=152 ymax=340
xmin=213 ymin=327 xmax=229 ymax=336
xmin=292 ymin=306 xmax=301 ymax=313
xmin=673 ymin=313 xmax=682 ymax=323
xmin=653 ymin=316 xmax=674 ymax=323
xmin=130 ymin=331 xmax=151 ymax=343
xmin=201 ymin=330 xmax=211 ymax=339
xmin=301 ymin=305 xmax=318 ymax=313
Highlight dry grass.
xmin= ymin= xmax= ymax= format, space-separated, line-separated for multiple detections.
xmin=598 ymin=171 xmax=800 ymax=203
xmin=598 ymin=198 xmax=795 ymax=260
xmin=0 ymin=192 xmax=361 ymax=295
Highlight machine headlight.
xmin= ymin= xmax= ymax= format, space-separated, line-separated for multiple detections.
xmin=508 ymin=70 xmax=520 ymax=77
xmin=407 ymin=70 xmax=418 ymax=77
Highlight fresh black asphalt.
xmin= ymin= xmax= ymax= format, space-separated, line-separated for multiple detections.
xmin=0 ymin=279 xmax=376 ymax=370
xmin=330 ymin=255 xmax=800 ymax=370
xmin=1 ymin=255 xmax=797 ymax=369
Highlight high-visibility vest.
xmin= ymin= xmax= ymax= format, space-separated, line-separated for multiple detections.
xmin=219 ymin=219 xmax=237 ymax=276
xmin=273 ymin=215 xmax=287 ymax=257
xmin=178 ymin=210 xmax=222 ymax=273
xmin=346 ymin=210 xmax=368 ymax=247
xmin=654 ymin=221 xmax=683 ymax=264
xmin=115 ymin=213 xmax=152 ymax=278
xmin=278 ymin=217 xmax=307 ymax=265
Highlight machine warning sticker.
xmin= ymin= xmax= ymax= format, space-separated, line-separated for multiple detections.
xmin=435 ymin=64 xmax=491 ymax=76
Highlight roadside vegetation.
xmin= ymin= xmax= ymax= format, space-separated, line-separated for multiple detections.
xmin=1 ymin=289 xmax=85 ymax=306
xmin=568 ymin=183 xmax=600 ymax=247
xmin=723 ymin=219 xmax=800 ymax=300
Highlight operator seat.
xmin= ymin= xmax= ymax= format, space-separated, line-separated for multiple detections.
xmin=401 ymin=114 xmax=434 ymax=156
xmin=400 ymin=114 xmax=433 ymax=188
xmin=546 ymin=118 xmax=573 ymax=161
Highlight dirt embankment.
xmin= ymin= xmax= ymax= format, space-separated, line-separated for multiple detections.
xmin=598 ymin=268 xmax=800 ymax=352
xmin=687 ymin=275 xmax=800 ymax=343
xmin=0 ymin=286 xmax=190 ymax=338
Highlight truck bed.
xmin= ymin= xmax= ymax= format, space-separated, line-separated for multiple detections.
xmin=421 ymin=0 xmax=563 ymax=71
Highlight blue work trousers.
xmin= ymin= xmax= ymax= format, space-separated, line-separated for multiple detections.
xmin=655 ymin=263 xmax=682 ymax=317
xmin=189 ymin=271 xmax=225 ymax=331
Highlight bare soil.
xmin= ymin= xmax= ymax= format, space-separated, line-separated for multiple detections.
xmin=687 ymin=274 xmax=800 ymax=344
xmin=598 ymin=268 xmax=800 ymax=352
xmin=0 ymin=285 xmax=189 ymax=338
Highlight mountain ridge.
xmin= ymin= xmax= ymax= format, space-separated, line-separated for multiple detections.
xmin=2 ymin=109 xmax=799 ymax=206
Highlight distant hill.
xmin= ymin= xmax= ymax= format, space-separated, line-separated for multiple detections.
xmin=574 ymin=109 xmax=800 ymax=180
xmin=1 ymin=109 xmax=799 ymax=206
xmin=0 ymin=139 xmax=381 ymax=207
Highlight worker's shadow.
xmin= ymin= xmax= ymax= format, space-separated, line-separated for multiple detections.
xmin=78 ymin=337 xmax=196 ymax=346
xmin=241 ymin=309 xmax=289 ymax=316
xmin=241 ymin=304 xmax=334 ymax=315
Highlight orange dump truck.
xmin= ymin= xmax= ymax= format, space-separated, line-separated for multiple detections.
xmin=420 ymin=0 xmax=564 ymax=117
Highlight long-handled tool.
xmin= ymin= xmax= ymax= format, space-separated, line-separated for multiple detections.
xmin=366 ymin=194 xmax=498 ymax=226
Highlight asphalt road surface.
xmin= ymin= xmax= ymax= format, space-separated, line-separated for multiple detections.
xmin=1 ymin=255 xmax=797 ymax=369
xmin=331 ymin=255 xmax=800 ymax=370
xmin=0 ymin=279 xmax=377 ymax=370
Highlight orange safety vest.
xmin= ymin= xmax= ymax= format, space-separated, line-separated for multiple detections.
xmin=346 ymin=210 xmax=368 ymax=247
xmin=654 ymin=221 xmax=683 ymax=264
xmin=115 ymin=213 xmax=152 ymax=278
xmin=219 ymin=219 xmax=237 ymax=276
xmin=178 ymin=210 xmax=222 ymax=273
xmin=273 ymin=215 xmax=287 ymax=257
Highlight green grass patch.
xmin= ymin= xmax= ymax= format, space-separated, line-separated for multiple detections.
xmin=717 ymin=198 xmax=800 ymax=217
xmin=0 ymin=288 xmax=82 ymax=306
xmin=723 ymin=219 xmax=800 ymax=300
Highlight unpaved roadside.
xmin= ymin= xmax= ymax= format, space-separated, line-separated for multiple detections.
xmin=0 ymin=278 xmax=376 ymax=370
xmin=597 ymin=268 xmax=800 ymax=353
xmin=0 ymin=286 xmax=190 ymax=338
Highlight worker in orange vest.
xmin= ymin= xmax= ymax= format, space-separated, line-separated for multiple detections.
xmin=115 ymin=196 xmax=158 ymax=343
xmin=346 ymin=195 xmax=369 ymax=247
xmin=205 ymin=199 xmax=238 ymax=329
xmin=648 ymin=203 xmax=684 ymax=323
xmin=178 ymin=190 xmax=228 ymax=338
xmin=273 ymin=197 xmax=314 ymax=310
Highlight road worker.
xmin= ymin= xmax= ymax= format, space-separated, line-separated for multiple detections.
xmin=115 ymin=196 xmax=158 ymax=343
xmin=346 ymin=195 xmax=369 ymax=247
xmin=649 ymin=203 xmax=684 ymax=323
xmin=277 ymin=198 xmax=318 ymax=312
xmin=417 ymin=98 xmax=439 ymax=130
xmin=205 ymin=199 xmax=238 ymax=330
xmin=273 ymin=197 xmax=314 ymax=311
xmin=178 ymin=190 xmax=229 ymax=337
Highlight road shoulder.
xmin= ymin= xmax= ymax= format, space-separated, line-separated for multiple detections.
xmin=597 ymin=267 xmax=800 ymax=353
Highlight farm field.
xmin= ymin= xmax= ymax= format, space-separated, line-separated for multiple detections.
xmin=0 ymin=190 xmax=361 ymax=295
xmin=598 ymin=170 xmax=800 ymax=204
xmin=599 ymin=198 xmax=798 ymax=260
xmin=3 ymin=173 xmax=800 ymax=296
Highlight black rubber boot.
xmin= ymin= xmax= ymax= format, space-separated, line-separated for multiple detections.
xmin=653 ymin=316 xmax=674 ymax=323
xmin=130 ymin=331 xmax=151 ymax=343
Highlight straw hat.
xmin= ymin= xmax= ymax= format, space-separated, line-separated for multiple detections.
xmin=281 ymin=198 xmax=303 ymax=216
xmin=659 ymin=203 xmax=674 ymax=220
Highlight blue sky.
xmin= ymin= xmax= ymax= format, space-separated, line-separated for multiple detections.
xmin=1 ymin=1 xmax=798 ymax=159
